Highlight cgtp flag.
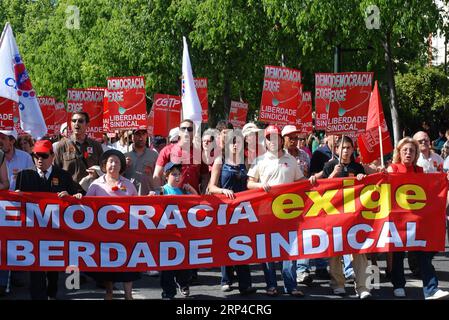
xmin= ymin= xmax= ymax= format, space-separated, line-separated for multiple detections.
xmin=0 ymin=23 xmax=47 ymax=138
xmin=181 ymin=37 xmax=202 ymax=123
xmin=357 ymin=81 xmax=393 ymax=163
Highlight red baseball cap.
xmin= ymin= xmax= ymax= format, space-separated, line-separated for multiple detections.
xmin=33 ymin=140 xmax=53 ymax=154
xmin=264 ymin=125 xmax=282 ymax=138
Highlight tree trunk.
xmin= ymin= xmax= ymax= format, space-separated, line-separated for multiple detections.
xmin=382 ymin=34 xmax=401 ymax=145
xmin=223 ymin=79 xmax=231 ymax=121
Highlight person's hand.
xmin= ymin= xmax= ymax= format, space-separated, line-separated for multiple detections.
xmin=86 ymin=168 xmax=97 ymax=178
xmin=57 ymin=191 xmax=69 ymax=198
xmin=221 ymin=188 xmax=235 ymax=199
xmin=148 ymin=191 xmax=157 ymax=196
xmin=183 ymin=183 xmax=195 ymax=193
xmin=73 ymin=193 xmax=83 ymax=199
xmin=309 ymin=175 xmax=317 ymax=186
xmin=261 ymin=182 xmax=271 ymax=192
xmin=356 ymin=173 xmax=366 ymax=181
xmin=377 ymin=166 xmax=387 ymax=174
xmin=332 ymin=164 xmax=343 ymax=176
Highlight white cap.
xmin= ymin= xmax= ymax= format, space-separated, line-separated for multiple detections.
xmin=281 ymin=125 xmax=301 ymax=137
xmin=168 ymin=127 xmax=179 ymax=142
xmin=0 ymin=129 xmax=18 ymax=140
xmin=242 ymin=123 xmax=261 ymax=137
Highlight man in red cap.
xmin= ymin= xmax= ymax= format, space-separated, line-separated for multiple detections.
xmin=15 ymin=139 xmax=84 ymax=300
xmin=247 ymin=125 xmax=305 ymax=297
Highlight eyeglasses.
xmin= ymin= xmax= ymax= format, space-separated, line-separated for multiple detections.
xmin=180 ymin=126 xmax=194 ymax=132
xmin=71 ymin=118 xmax=85 ymax=124
xmin=418 ymin=139 xmax=430 ymax=144
xmin=33 ymin=153 xmax=50 ymax=159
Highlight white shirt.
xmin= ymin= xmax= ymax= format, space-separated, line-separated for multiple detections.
xmin=247 ymin=151 xmax=303 ymax=185
xmin=6 ymin=148 xmax=35 ymax=190
xmin=417 ymin=152 xmax=444 ymax=173
xmin=37 ymin=165 xmax=53 ymax=180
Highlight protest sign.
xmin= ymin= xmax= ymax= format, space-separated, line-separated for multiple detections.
xmin=54 ymin=101 xmax=67 ymax=135
xmin=259 ymin=66 xmax=301 ymax=125
xmin=152 ymin=94 xmax=182 ymax=137
xmin=229 ymin=101 xmax=249 ymax=128
xmin=315 ymin=72 xmax=373 ymax=134
xmin=0 ymin=97 xmax=19 ymax=131
xmin=38 ymin=96 xmax=56 ymax=136
xmin=67 ymin=89 xmax=104 ymax=139
xmin=106 ymin=76 xmax=147 ymax=130
xmin=296 ymin=91 xmax=313 ymax=134
xmin=194 ymin=78 xmax=208 ymax=123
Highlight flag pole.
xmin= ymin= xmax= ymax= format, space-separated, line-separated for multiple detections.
xmin=338 ymin=134 xmax=344 ymax=164
xmin=378 ymin=125 xmax=385 ymax=168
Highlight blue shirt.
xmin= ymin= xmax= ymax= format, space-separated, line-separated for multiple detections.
xmin=220 ymin=163 xmax=248 ymax=193
xmin=162 ymin=184 xmax=185 ymax=195
xmin=7 ymin=148 xmax=35 ymax=190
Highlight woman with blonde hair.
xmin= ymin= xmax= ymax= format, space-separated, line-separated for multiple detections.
xmin=387 ymin=136 xmax=449 ymax=299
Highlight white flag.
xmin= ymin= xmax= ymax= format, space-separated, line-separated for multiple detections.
xmin=181 ymin=36 xmax=202 ymax=123
xmin=0 ymin=23 xmax=47 ymax=138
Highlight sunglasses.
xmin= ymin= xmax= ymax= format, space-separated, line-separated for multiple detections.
xmin=71 ymin=118 xmax=85 ymax=124
xmin=33 ymin=152 xmax=50 ymax=159
xmin=180 ymin=126 xmax=194 ymax=132
xmin=418 ymin=139 xmax=430 ymax=144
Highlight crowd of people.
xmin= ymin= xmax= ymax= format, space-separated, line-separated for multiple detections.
xmin=0 ymin=111 xmax=448 ymax=300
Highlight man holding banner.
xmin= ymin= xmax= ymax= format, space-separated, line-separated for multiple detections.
xmin=247 ymin=125 xmax=305 ymax=297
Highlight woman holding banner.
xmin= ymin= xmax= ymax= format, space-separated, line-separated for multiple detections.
xmin=387 ymin=137 xmax=449 ymax=300
xmin=86 ymin=149 xmax=140 ymax=300
xmin=208 ymin=129 xmax=257 ymax=295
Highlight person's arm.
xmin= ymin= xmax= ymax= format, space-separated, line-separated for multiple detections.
xmin=152 ymin=165 xmax=164 ymax=189
xmin=0 ymin=161 xmax=10 ymax=190
xmin=207 ymin=158 xmax=235 ymax=199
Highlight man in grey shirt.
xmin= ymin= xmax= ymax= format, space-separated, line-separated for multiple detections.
xmin=124 ymin=129 xmax=158 ymax=195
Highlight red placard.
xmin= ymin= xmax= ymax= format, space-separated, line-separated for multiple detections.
xmin=152 ymin=94 xmax=181 ymax=137
xmin=194 ymin=78 xmax=208 ymax=123
xmin=0 ymin=173 xmax=445 ymax=271
xmin=229 ymin=101 xmax=248 ymax=128
xmin=67 ymin=89 xmax=104 ymax=139
xmin=54 ymin=102 xmax=67 ymax=135
xmin=296 ymin=91 xmax=313 ymax=134
xmin=315 ymin=72 xmax=373 ymax=134
xmin=38 ymin=96 xmax=56 ymax=136
xmin=0 ymin=98 xmax=19 ymax=131
xmin=147 ymin=108 xmax=154 ymax=136
xmin=106 ymin=76 xmax=147 ymax=130
xmin=259 ymin=65 xmax=301 ymax=125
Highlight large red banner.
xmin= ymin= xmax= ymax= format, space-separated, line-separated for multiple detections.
xmin=67 ymin=89 xmax=104 ymax=139
xmin=259 ymin=66 xmax=301 ymax=125
xmin=106 ymin=76 xmax=147 ymax=130
xmin=315 ymin=72 xmax=373 ymax=134
xmin=152 ymin=94 xmax=181 ymax=137
xmin=38 ymin=96 xmax=56 ymax=136
xmin=194 ymin=78 xmax=208 ymax=123
xmin=0 ymin=173 xmax=445 ymax=271
xmin=0 ymin=97 xmax=19 ymax=131
xmin=229 ymin=101 xmax=248 ymax=128
xmin=296 ymin=91 xmax=313 ymax=134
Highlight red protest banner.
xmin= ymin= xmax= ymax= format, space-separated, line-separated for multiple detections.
xmin=229 ymin=101 xmax=249 ymax=128
xmin=152 ymin=94 xmax=181 ymax=137
xmin=67 ymin=89 xmax=104 ymax=139
xmin=0 ymin=97 xmax=19 ymax=131
xmin=102 ymin=89 xmax=110 ymax=134
xmin=0 ymin=173 xmax=445 ymax=271
xmin=296 ymin=91 xmax=313 ymax=134
xmin=106 ymin=76 xmax=147 ymax=130
xmin=54 ymin=101 xmax=67 ymax=135
xmin=259 ymin=65 xmax=301 ymax=125
xmin=38 ymin=96 xmax=56 ymax=136
xmin=315 ymin=72 xmax=373 ymax=134
xmin=194 ymin=78 xmax=208 ymax=123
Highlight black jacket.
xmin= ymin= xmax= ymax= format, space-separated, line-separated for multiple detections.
xmin=16 ymin=165 xmax=85 ymax=195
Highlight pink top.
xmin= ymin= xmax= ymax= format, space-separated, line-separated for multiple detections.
xmin=86 ymin=175 xmax=138 ymax=196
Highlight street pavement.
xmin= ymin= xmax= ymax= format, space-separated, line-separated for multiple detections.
xmin=2 ymin=244 xmax=449 ymax=301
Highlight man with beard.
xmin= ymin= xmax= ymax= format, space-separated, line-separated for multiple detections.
xmin=54 ymin=112 xmax=103 ymax=183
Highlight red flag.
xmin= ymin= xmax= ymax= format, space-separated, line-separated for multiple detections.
xmin=357 ymin=81 xmax=393 ymax=163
